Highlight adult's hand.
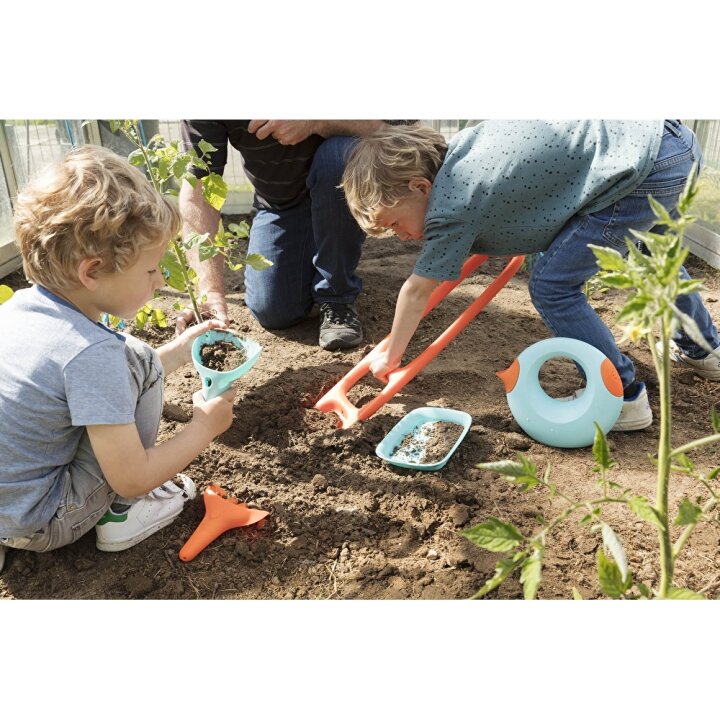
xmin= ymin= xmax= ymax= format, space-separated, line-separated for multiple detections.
xmin=175 ymin=290 xmax=229 ymax=335
xmin=248 ymin=120 xmax=316 ymax=145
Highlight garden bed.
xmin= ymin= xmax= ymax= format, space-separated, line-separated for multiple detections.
xmin=2 ymin=228 xmax=719 ymax=599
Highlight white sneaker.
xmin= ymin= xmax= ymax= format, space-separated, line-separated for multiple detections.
xmin=611 ymin=383 xmax=652 ymax=431
xmin=558 ymin=383 xmax=652 ymax=431
xmin=658 ymin=339 xmax=720 ymax=380
xmin=96 ymin=474 xmax=196 ymax=552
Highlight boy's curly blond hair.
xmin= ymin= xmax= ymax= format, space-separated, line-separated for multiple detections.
xmin=13 ymin=144 xmax=181 ymax=292
xmin=342 ymin=124 xmax=448 ymax=237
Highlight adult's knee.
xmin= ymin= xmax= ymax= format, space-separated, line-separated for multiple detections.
xmin=246 ymin=296 xmax=308 ymax=330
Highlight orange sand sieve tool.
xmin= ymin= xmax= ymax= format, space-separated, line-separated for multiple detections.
xmin=315 ymin=254 xmax=525 ymax=429
xmin=179 ymin=484 xmax=269 ymax=562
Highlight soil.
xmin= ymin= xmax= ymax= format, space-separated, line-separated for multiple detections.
xmin=392 ymin=421 xmax=465 ymax=465
xmin=2 ymin=222 xmax=720 ymax=601
xmin=200 ymin=339 xmax=248 ymax=372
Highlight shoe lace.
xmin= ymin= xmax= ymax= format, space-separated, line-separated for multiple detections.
xmin=320 ymin=303 xmax=357 ymax=326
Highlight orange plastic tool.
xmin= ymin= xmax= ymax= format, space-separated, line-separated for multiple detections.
xmin=179 ymin=484 xmax=269 ymax=562
xmin=315 ymin=254 xmax=525 ymax=429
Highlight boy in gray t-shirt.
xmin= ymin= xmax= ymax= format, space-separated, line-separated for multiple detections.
xmin=0 ymin=145 xmax=236 ymax=573
xmin=342 ymin=121 xmax=720 ymax=433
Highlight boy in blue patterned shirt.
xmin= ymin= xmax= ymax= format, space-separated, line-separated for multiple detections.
xmin=342 ymin=121 xmax=720 ymax=432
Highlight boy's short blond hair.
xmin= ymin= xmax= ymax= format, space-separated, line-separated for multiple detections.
xmin=342 ymin=124 xmax=448 ymax=237
xmin=14 ymin=144 xmax=181 ymax=292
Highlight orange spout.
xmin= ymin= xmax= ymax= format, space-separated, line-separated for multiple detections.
xmin=179 ymin=485 xmax=269 ymax=562
xmin=496 ymin=358 xmax=520 ymax=393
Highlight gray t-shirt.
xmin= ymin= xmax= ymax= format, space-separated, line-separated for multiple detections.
xmin=415 ymin=120 xmax=664 ymax=280
xmin=0 ymin=286 xmax=136 ymax=537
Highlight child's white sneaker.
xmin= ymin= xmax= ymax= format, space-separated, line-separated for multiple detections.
xmin=96 ymin=474 xmax=196 ymax=552
xmin=658 ymin=340 xmax=720 ymax=380
xmin=611 ymin=382 xmax=652 ymax=431
xmin=558 ymin=383 xmax=652 ymax=431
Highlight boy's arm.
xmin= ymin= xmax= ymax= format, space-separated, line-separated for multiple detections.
xmin=371 ymin=273 xmax=439 ymax=380
xmin=86 ymin=388 xmax=236 ymax=498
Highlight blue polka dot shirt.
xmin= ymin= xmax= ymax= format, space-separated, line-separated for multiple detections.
xmin=415 ymin=120 xmax=664 ymax=280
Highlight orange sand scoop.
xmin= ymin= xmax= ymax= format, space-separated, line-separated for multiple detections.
xmin=179 ymin=484 xmax=269 ymax=562
xmin=315 ymin=254 xmax=525 ymax=428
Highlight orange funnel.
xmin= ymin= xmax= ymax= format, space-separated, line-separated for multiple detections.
xmin=179 ymin=484 xmax=269 ymax=562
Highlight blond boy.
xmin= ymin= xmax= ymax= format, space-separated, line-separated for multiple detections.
xmin=0 ymin=145 xmax=235 ymax=572
xmin=343 ymin=122 xmax=720 ymax=432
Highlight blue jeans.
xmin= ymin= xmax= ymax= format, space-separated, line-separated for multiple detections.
xmin=529 ymin=120 xmax=719 ymax=390
xmin=244 ymin=136 xmax=365 ymax=329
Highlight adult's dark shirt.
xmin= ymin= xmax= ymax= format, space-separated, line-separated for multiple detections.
xmin=181 ymin=120 xmax=324 ymax=211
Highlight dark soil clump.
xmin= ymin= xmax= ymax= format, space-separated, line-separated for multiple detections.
xmin=200 ymin=340 xmax=248 ymax=372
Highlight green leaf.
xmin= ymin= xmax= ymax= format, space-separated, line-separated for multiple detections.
xmin=198 ymin=139 xmax=217 ymax=156
xmin=671 ymin=453 xmax=694 ymax=474
xmin=666 ymin=586 xmax=705 ymax=599
xmin=627 ymin=496 xmax=663 ymax=529
xmin=636 ymin=582 xmax=651 ymax=598
xmin=246 ymin=253 xmax=274 ymax=271
xmin=471 ymin=557 xmax=524 ymax=599
xmin=589 ymin=245 xmax=626 ymax=272
xmin=591 ymin=423 xmax=615 ymax=473
xmin=160 ymin=249 xmax=187 ymax=292
xmin=461 ymin=517 xmax=524 ymax=553
xmin=128 ymin=149 xmax=146 ymax=166
xmin=711 ymin=406 xmax=720 ymax=433
xmin=598 ymin=273 xmax=635 ymax=289
xmin=135 ymin=309 xmax=148 ymax=331
xmin=600 ymin=522 xmax=628 ymax=581
xmin=597 ymin=548 xmax=632 ymax=598
xmin=476 ymin=454 xmax=541 ymax=491
xmin=520 ymin=547 xmax=543 ymax=600
xmin=151 ymin=308 xmax=167 ymax=329
xmin=674 ymin=498 xmax=702 ymax=526
xmin=201 ymin=173 xmax=228 ymax=211
xmin=571 ymin=587 xmax=584 ymax=600
xmin=228 ymin=221 xmax=250 ymax=239
xmin=0 ymin=285 xmax=14 ymax=304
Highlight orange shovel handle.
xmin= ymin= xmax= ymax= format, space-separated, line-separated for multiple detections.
xmin=314 ymin=254 xmax=525 ymax=428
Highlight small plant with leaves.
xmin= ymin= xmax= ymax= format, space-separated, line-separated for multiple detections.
xmin=106 ymin=120 xmax=271 ymax=328
xmin=462 ymin=168 xmax=719 ymax=599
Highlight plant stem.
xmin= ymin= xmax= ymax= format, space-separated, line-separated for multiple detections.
xmin=125 ymin=122 xmax=203 ymax=326
xmin=671 ymin=433 xmax=720 ymax=457
xmin=652 ymin=327 xmax=674 ymax=597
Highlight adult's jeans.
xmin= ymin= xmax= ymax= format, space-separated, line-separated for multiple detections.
xmin=244 ymin=136 xmax=365 ymax=329
xmin=529 ymin=120 xmax=719 ymax=390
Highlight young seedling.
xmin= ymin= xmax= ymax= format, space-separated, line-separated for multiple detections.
xmin=107 ymin=120 xmax=271 ymax=328
xmin=463 ymin=167 xmax=719 ymax=599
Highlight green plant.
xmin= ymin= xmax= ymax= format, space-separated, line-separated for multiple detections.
xmin=106 ymin=120 xmax=271 ymax=327
xmin=462 ymin=168 xmax=719 ymax=599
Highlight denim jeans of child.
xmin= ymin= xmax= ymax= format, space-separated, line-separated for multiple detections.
xmin=243 ymin=136 xmax=365 ymax=329
xmin=529 ymin=120 xmax=719 ymax=390
xmin=1 ymin=335 xmax=163 ymax=552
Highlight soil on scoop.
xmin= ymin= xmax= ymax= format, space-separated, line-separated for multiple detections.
xmin=2 ymin=217 xmax=720 ymax=603
xmin=391 ymin=421 xmax=464 ymax=464
xmin=200 ymin=340 xmax=248 ymax=372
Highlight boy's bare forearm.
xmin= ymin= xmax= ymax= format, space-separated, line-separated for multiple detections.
xmin=387 ymin=275 xmax=439 ymax=363
xmin=88 ymin=419 xmax=218 ymax=498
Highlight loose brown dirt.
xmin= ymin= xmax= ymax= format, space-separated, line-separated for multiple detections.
xmin=2 ymin=226 xmax=720 ymax=600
